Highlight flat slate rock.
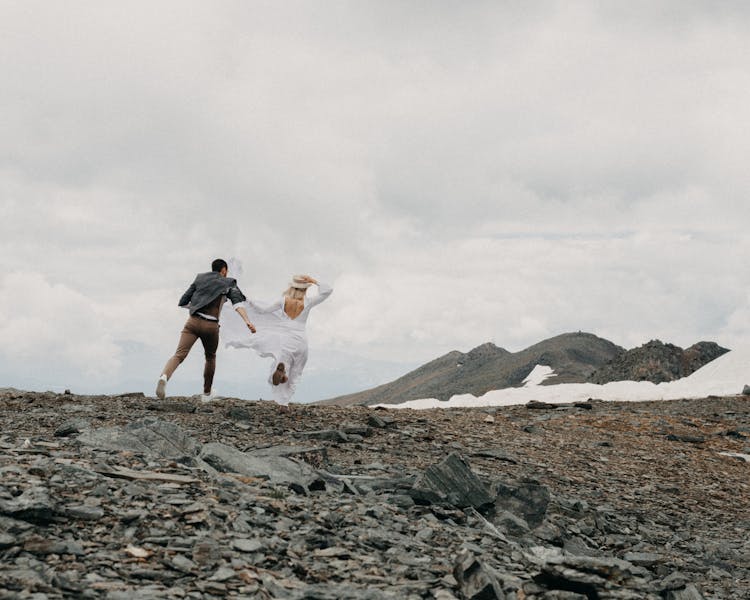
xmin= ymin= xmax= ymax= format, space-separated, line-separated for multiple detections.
xmin=666 ymin=434 xmax=705 ymax=444
xmin=199 ymin=442 xmax=321 ymax=488
xmin=146 ymin=401 xmax=197 ymax=413
xmin=77 ymin=418 xmax=200 ymax=458
xmin=471 ymin=448 xmax=518 ymax=464
xmin=415 ymin=453 xmax=494 ymax=509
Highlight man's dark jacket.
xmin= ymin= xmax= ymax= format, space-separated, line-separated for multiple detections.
xmin=178 ymin=272 xmax=246 ymax=315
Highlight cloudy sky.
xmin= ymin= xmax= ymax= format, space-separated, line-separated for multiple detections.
xmin=1 ymin=1 xmax=749 ymax=401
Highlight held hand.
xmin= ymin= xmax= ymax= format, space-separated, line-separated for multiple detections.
xmin=246 ymin=322 xmax=256 ymax=334
xmin=302 ymin=275 xmax=318 ymax=285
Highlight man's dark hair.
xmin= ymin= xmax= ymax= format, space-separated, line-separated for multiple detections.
xmin=212 ymin=259 xmax=228 ymax=273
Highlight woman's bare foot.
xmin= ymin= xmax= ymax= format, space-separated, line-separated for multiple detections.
xmin=272 ymin=363 xmax=286 ymax=385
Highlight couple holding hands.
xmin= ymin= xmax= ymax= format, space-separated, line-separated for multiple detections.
xmin=156 ymin=258 xmax=332 ymax=406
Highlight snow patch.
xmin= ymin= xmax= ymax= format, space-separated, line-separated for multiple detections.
xmin=522 ymin=365 xmax=556 ymax=387
xmin=380 ymin=346 xmax=750 ymax=410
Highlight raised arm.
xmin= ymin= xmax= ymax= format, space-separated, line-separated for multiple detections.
xmin=306 ymin=280 xmax=333 ymax=309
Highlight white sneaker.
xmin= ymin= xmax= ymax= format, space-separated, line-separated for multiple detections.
xmin=200 ymin=390 xmax=219 ymax=403
xmin=156 ymin=378 xmax=167 ymax=400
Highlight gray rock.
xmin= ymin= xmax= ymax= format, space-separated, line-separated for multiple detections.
xmin=666 ymin=434 xmax=705 ymax=444
xmin=297 ymin=429 xmax=350 ymax=442
xmin=471 ymin=448 xmax=518 ymax=464
xmin=743 ymin=384 xmax=750 ymax=396
xmin=386 ymin=494 xmax=415 ymax=509
xmin=453 ymin=551 xmax=505 ymax=600
xmin=0 ymin=532 xmax=16 ymax=549
xmin=226 ymin=406 xmax=253 ymax=421
xmin=367 ymin=415 xmax=395 ymax=429
xmin=623 ymin=551 xmax=662 ymax=567
xmin=54 ymin=418 xmax=90 ymax=437
xmin=24 ymin=538 xmax=84 ymax=556
xmin=534 ymin=521 xmax=563 ymax=544
xmin=2 ymin=568 xmax=49 ymax=590
xmin=0 ymin=486 xmax=56 ymax=524
xmin=146 ymin=401 xmax=196 ymax=413
xmin=191 ymin=539 xmax=222 ymax=567
xmin=120 ymin=510 xmax=146 ymax=523
xmin=532 ymin=554 xmax=651 ymax=596
xmin=494 ymin=510 xmax=530 ymax=537
xmin=664 ymin=584 xmax=705 ymax=600
xmin=659 ymin=571 xmax=690 ymax=591
xmin=541 ymin=592 xmax=588 ymax=599
xmin=415 ymin=453 xmax=494 ymax=510
xmin=563 ymin=536 xmax=602 ymax=558
xmin=209 ymin=566 xmax=236 ymax=581
xmin=62 ymin=505 xmax=105 ymax=521
xmin=250 ymin=444 xmax=328 ymax=467
xmin=494 ymin=479 xmax=550 ymax=528
xmin=200 ymin=442 xmax=321 ymax=488
xmin=233 ymin=538 xmax=264 ymax=553
xmin=78 ymin=418 xmax=200 ymax=458
xmin=170 ymin=554 xmax=197 ymax=573
xmin=340 ymin=424 xmax=373 ymax=437
xmin=527 ymin=400 xmax=561 ymax=410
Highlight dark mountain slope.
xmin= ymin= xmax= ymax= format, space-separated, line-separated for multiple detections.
xmin=320 ymin=332 xmax=624 ymax=406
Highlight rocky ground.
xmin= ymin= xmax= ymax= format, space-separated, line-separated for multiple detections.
xmin=1 ymin=389 xmax=749 ymax=599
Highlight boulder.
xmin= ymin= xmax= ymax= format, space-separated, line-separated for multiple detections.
xmin=493 ymin=479 xmax=550 ymax=528
xmin=414 ymin=453 xmax=494 ymax=510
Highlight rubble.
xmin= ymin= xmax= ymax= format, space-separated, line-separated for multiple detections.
xmin=1 ymin=389 xmax=748 ymax=598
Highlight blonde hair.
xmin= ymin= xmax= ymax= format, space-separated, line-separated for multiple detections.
xmin=284 ymin=287 xmax=307 ymax=300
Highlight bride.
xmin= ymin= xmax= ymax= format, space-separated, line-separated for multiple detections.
xmin=220 ymin=273 xmax=333 ymax=406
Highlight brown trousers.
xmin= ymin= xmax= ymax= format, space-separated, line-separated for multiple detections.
xmin=162 ymin=316 xmax=220 ymax=394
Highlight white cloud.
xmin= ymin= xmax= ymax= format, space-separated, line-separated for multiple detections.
xmin=0 ymin=272 xmax=121 ymax=377
xmin=0 ymin=2 xmax=748 ymax=396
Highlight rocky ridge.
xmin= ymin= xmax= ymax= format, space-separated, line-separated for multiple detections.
xmin=321 ymin=332 xmax=624 ymax=406
xmin=1 ymin=388 xmax=750 ymax=598
xmin=588 ymin=341 xmax=730 ymax=385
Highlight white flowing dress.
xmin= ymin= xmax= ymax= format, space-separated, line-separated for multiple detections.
xmin=220 ymin=282 xmax=333 ymax=404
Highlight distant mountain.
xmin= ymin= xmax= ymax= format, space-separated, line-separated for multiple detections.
xmin=587 ymin=340 xmax=729 ymax=384
xmin=318 ymin=332 xmax=624 ymax=406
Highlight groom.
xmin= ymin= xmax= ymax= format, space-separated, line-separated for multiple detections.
xmin=156 ymin=258 xmax=256 ymax=401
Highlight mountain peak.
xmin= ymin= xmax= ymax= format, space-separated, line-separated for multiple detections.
xmin=319 ymin=331 xmax=624 ymax=406
xmin=464 ymin=342 xmax=509 ymax=359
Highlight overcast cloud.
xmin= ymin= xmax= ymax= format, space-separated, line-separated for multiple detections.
xmin=1 ymin=1 xmax=749 ymax=401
